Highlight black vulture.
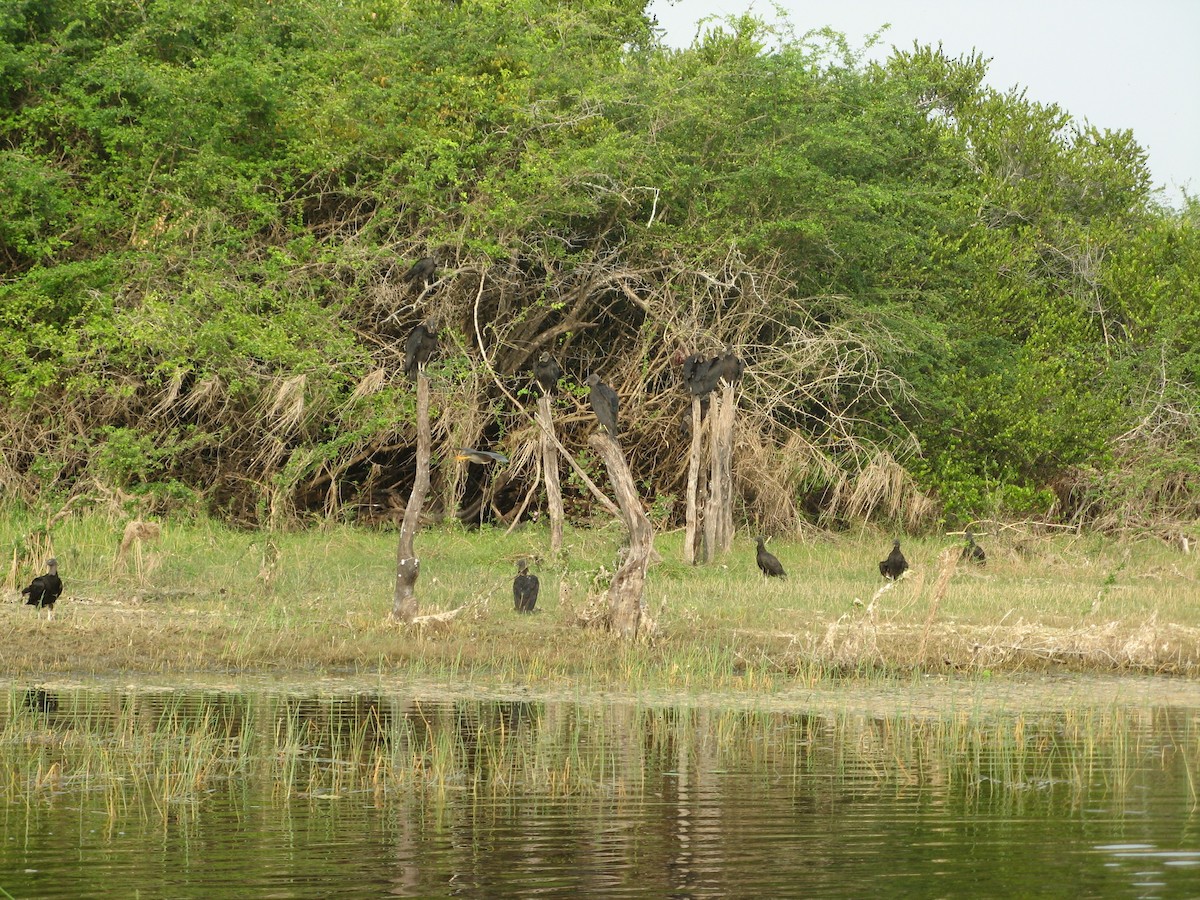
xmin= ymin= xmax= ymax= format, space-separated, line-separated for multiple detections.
xmin=402 ymin=255 xmax=437 ymax=288
xmin=513 ymin=559 xmax=539 ymax=613
xmin=682 ymin=352 xmax=721 ymax=396
xmin=456 ymin=448 xmax=509 ymax=465
xmin=961 ymin=529 xmax=986 ymax=565
xmin=22 ymin=558 xmax=62 ymax=620
xmin=586 ymin=373 xmax=619 ymax=436
xmin=403 ymin=323 xmax=439 ymax=378
xmin=756 ymin=537 xmax=786 ymax=577
xmin=879 ymin=540 xmax=909 ymax=580
xmin=714 ymin=344 xmax=744 ymax=386
xmin=533 ymin=352 xmax=563 ymax=396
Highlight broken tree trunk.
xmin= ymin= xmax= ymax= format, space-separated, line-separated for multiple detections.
xmin=702 ymin=382 xmax=737 ymax=560
xmin=537 ymin=393 xmax=564 ymax=552
xmin=589 ymin=432 xmax=653 ymax=641
xmin=716 ymin=381 xmax=736 ymax=555
xmin=703 ymin=389 xmax=722 ymax=562
xmin=683 ymin=396 xmax=705 ymax=565
xmin=390 ymin=371 xmax=431 ymax=624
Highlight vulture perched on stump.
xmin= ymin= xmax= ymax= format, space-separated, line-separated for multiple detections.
xmin=586 ymin=373 xmax=619 ymax=436
xmin=879 ymin=540 xmax=909 ymax=580
xmin=404 ymin=323 xmax=439 ymax=378
xmin=533 ymin=353 xmax=563 ymax=396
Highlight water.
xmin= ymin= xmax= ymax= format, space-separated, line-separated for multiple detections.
xmin=2 ymin=677 xmax=1199 ymax=898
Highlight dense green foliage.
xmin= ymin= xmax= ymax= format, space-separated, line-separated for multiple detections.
xmin=1 ymin=0 xmax=1197 ymax=531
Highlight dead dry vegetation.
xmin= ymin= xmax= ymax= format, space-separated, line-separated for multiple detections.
xmin=2 ymin=511 xmax=1198 ymax=682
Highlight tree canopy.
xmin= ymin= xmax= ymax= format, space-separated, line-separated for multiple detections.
xmin=2 ymin=0 xmax=1197 ymax=533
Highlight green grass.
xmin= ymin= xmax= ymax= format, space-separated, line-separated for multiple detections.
xmin=2 ymin=509 xmax=1199 ymax=682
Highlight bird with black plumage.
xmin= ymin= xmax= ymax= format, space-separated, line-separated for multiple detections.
xmin=401 ymin=254 xmax=438 ymax=292
xmin=961 ymin=529 xmax=986 ymax=565
xmin=403 ymin=323 xmax=439 ymax=379
xmin=756 ymin=536 xmax=786 ymax=577
xmin=513 ymin=559 xmax=539 ymax=613
xmin=879 ymin=540 xmax=908 ymax=580
xmin=533 ymin=352 xmax=563 ymax=397
xmin=585 ymin=373 xmax=619 ymax=437
xmin=22 ymin=558 xmax=63 ymax=621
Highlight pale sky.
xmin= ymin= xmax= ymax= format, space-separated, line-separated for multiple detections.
xmin=648 ymin=0 xmax=1199 ymax=207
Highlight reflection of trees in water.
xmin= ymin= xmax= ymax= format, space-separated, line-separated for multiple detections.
xmin=4 ymin=686 xmax=1199 ymax=896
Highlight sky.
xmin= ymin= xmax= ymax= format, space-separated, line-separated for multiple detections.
xmin=647 ymin=0 xmax=1199 ymax=206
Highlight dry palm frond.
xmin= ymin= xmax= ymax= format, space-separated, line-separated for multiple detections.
xmin=265 ymin=374 xmax=308 ymax=433
xmin=182 ymin=373 xmax=225 ymax=415
xmin=348 ymin=368 xmax=389 ymax=404
xmin=836 ymin=450 xmax=937 ymax=530
xmin=150 ymin=371 xmax=187 ymax=418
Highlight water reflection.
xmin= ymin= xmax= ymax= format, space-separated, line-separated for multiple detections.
xmin=1 ymin=683 xmax=1199 ymax=898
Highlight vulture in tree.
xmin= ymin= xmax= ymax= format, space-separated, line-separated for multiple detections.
xmin=22 ymin=558 xmax=62 ymax=620
xmin=961 ymin=529 xmax=986 ymax=565
xmin=513 ymin=559 xmax=539 ymax=613
xmin=586 ymin=373 xmax=619 ymax=436
xmin=879 ymin=540 xmax=909 ymax=580
xmin=403 ymin=323 xmax=439 ymax=378
xmin=533 ymin=352 xmax=563 ymax=396
xmin=756 ymin=537 xmax=786 ymax=577
xmin=402 ymin=255 xmax=437 ymax=289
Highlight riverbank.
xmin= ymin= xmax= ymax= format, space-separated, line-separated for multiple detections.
xmin=4 ymin=513 xmax=1198 ymax=681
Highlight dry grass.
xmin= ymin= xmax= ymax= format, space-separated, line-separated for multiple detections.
xmin=2 ymin=510 xmax=1199 ymax=683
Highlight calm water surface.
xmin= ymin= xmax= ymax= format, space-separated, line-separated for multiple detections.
xmin=2 ymin=675 xmax=1199 ymax=898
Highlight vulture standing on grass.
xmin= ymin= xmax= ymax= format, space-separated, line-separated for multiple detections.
xmin=403 ymin=323 xmax=439 ymax=378
xmin=586 ymin=373 xmax=619 ymax=436
xmin=961 ymin=529 xmax=986 ymax=565
xmin=22 ymin=558 xmax=62 ymax=620
xmin=756 ymin=537 xmax=786 ymax=577
xmin=402 ymin=255 xmax=437 ymax=289
xmin=879 ymin=540 xmax=909 ymax=580
xmin=513 ymin=559 xmax=539 ymax=613
xmin=533 ymin=352 xmax=563 ymax=396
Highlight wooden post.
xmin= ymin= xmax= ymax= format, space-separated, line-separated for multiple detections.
xmin=537 ymin=393 xmax=564 ymax=552
xmin=390 ymin=371 xmax=431 ymax=623
xmin=703 ymin=391 xmax=722 ymax=562
xmin=589 ymin=433 xmax=653 ymax=641
xmin=716 ymin=381 xmax=736 ymax=554
xmin=684 ymin=396 xmax=704 ymax=565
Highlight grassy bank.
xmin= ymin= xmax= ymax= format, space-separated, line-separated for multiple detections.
xmin=3 ymin=511 xmax=1199 ymax=683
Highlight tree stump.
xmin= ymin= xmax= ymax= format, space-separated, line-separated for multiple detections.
xmin=684 ymin=396 xmax=706 ymax=565
xmin=716 ymin=381 xmax=736 ymax=554
xmin=537 ymin=393 xmax=564 ymax=552
xmin=703 ymin=389 xmax=722 ymax=561
xmin=701 ymin=381 xmax=736 ymax=560
xmin=589 ymin=433 xmax=653 ymax=640
xmin=391 ymin=371 xmax=431 ymax=623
